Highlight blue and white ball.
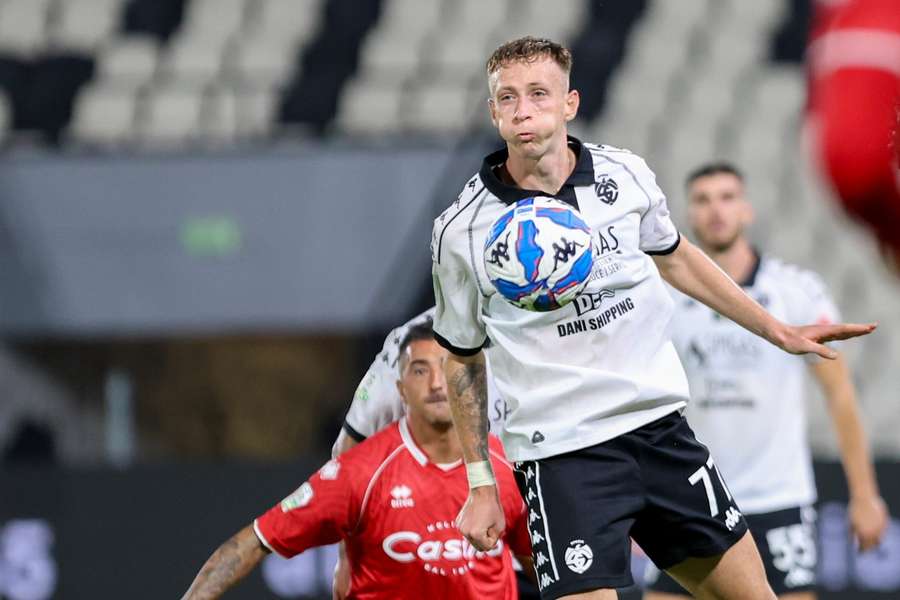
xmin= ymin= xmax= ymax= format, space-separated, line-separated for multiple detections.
xmin=484 ymin=197 xmax=594 ymax=312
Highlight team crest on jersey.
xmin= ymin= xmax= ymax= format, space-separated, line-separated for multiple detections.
xmin=565 ymin=539 xmax=593 ymax=574
xmin=390 ymin=485 xmax=415 ymax=508
xmin=280 ymin=482 xmax=314 ymax=512
xmin=594 ymin=176 xmax=619 ymax=205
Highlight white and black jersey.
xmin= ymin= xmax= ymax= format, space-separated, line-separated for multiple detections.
xmin=432 ymin=137 xmax=690 ymax=462
xmin=669 ymin=254 xmax=841 ymax=514
xmin=339 ymin=307 xmax=506 ymax=451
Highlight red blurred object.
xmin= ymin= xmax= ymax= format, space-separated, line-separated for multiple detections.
xmin=808 ymin=0 xmax=900 ymax=265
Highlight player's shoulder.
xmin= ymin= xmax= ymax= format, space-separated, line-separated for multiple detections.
xmin=432 ymin=172 xmax=490 ymax=263
xmin=759 ymin=255 xmax=830 ymax=294
xmin=338 ymin=423 xmax=406 ymax=474
xmin=583 ymin=141 xmax=652 ymax=170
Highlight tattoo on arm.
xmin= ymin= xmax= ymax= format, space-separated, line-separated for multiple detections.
xmin=447 ymin=357 xmax=490 ymax=463
xmin=181 ymin=525 xmax=268 ymax=600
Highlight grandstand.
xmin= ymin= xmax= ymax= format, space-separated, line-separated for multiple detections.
xmin=0 ymin=1 xmax=898 ymax=598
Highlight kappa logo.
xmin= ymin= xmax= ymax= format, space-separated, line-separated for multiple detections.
xmin=280 ymin=482 xmax=314 ymax=512
xmin=594 ymin=176 xmax=619 ymax=205
xmin=390 ymin=485 xmax=415 ymax=508
xmin=565 ymin=539 xmax=594 ymax=574
xmin=724 ymin=506 xmax=742 ymax=531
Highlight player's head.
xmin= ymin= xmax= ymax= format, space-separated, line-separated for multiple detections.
xmin=486 ymin=37 xmax=579 ymax=159
xmin=685 ymin=162 xmax=754 ymax=252
xmin=396 ymin=321 xmax=452 ymax=431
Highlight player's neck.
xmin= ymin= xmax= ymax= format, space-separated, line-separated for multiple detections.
xmin=703 ymin=236 xmax=757 ymax=284
xmin=503 ymin=135 xmax=575 ymax=195
xmin=405 ymin=416 xmax=462 ymax=464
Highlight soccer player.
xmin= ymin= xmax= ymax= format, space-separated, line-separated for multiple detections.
xmin=642 ymin=163 xmax=888 ymax=599
xmin=330 ymin=310 xmax=541 ymax=600
xmin=432 ymin=37 xmax=876 ymax=600
xmin=180 ymin=324 xmax=533 ymax=600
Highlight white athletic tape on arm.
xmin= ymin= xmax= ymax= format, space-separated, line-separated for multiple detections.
xmin=466 ymin=460 xmax=496 ymax=489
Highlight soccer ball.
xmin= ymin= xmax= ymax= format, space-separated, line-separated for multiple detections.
xmin=483 ymin=197 xmax=594 ymax=312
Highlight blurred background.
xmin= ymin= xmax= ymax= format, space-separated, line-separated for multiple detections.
xmin=0 ymin=0 xmax=897 ymax=598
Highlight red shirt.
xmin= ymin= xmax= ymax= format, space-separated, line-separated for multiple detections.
xmin=254 ymin=418 xmax=531 ymax=600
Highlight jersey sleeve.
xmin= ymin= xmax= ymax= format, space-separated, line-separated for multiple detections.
xmin=342 ymin=357 xmax=405 ymax=442
xmin=253 ymin=458 xmax=360 ymax=558
xmin=432 ymin=217 xmax=487 ymax=355
xmin=630 ymin=156 xmax=681 ymax=255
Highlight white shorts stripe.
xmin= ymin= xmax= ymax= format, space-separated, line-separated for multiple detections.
xmin=534 ymin=462 xmax=560 ymax=582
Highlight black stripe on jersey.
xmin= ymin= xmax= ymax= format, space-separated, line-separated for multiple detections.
xmin=343 ymin=421 xmax=366 ymax=443
xmin=644 ymin=232 xmax=681 ymax=256
xmin=435 ymin=184 xmax=487 ymax=264
xmin=467 ymin=192 xmax=491 ymax=297
xmin=434 ymin=331 xmax=486 ymax=357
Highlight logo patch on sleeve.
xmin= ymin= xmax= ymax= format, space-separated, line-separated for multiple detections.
xmin=319 ymin=459 xmax=341 ymax=480
xmin=280 ymin=482 xmax=314 ymax=512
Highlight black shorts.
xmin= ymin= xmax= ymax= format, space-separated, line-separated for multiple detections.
xmin=644 ymin=505 xmax=818 ymax=595
xmin=513 ymin=412 xmax=747 ymax=599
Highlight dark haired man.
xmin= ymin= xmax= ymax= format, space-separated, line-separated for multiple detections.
xmin=181 ymin=324 xmax=533 ymax=599
xmin=643 ymin=163 xmax=887 ymax=600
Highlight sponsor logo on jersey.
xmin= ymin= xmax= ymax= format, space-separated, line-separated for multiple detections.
xmin=531 ymin=431 xmax=545 ymax=444
xmin=390 ymin=485 xmax=415 ymax=508
xmin=558 ymin=297 xmax=636 ymax=338
xmin=280 ymin=482 xmax=313 ymax=512
xmin=382 ymin=526 xmax=504 ymax=576
xmin=565 ymin=539 xmax=594 ymax=574
xmin=595 ymin=176 xmax=619 ymax=205
xmin=319 ymin=459 xmax=340 ymax=480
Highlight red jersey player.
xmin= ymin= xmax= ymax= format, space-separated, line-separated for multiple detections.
xmin=807 ymin=0 xmax=900 ymax=265
xmin=180 ymin=323 xmax=532 ymax=600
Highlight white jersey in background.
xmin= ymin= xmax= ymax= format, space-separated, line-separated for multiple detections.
xmin=340 ymin=308 xmax=506 ymax=446
xmin=432 ymin=137 xmax=691 ymax=462
xmin=668 ymin=254 xmax=841 ymax=514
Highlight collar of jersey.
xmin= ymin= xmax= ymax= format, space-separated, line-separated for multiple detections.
xmin=739 ymin=249 xmax=763 ymax=287
xmin=478 ymin=135 xmax=596 ymax=205
xmin=398 ymin=417 xmax=430 ymax=466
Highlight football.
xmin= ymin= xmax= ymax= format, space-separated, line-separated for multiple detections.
xmin=483 ymin=197 xmax=594 ymax=312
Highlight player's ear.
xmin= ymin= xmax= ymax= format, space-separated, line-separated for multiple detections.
xmin=488 ymin=97 xmax=499 ymax=128
xmin=564 ymin=89 xmax=579 ymax=122
xmin=742 ymin=197 xmax=755 ymax=226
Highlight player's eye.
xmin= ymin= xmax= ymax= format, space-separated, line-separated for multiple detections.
xmin=499 ymin=94 xmax=515 ymax=103
xmin=532 ymin=89 xmax=547 ymax=97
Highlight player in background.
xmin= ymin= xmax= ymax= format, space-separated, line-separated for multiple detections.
xmin=643 ymin=163 xmax=888 ymax=599
xmin=331 ymin=310 xmax=538 ymax=600
xmin=807 ymin=0 xmax=900 ymax=266
xmin=181 ymin=324 xmax=532 ymax=600
xmin=434 ymin=37 xmax=876 ymax=600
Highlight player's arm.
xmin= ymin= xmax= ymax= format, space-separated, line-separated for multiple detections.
xmin=444 ymin=351 xmax=506 ymax=550
xmin=181 ymin=525 xmax=268 ymax=600
xmin=810 ymin=353 xmax=888 ymax=550
xmin=652 ymin=238 xmax=876 ymax=357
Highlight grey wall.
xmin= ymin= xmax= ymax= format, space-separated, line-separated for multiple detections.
xmin=0 ymin=144 xmax=486 ymax=336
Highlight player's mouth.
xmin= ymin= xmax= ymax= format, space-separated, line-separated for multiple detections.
xmin=426 ymin=394 xmax=448 ymax=404
xmin=516 ymin=132 xmax=536 ymax=142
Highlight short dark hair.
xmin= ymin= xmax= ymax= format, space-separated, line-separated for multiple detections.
xmin=685 ymin=162 xmax=745 ymax=189
xmin=397 ymin=320 xmax=435 ymax=370
xmin=486 ymin=36 xmax=573 ymax=82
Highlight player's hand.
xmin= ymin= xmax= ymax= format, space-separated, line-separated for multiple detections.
xmin=776 ymin=323 xmax=877 ymax=359
xmin=849 ymin=494 xmax=889 ymax=551
xmin=332 ymin=545 xmax=351 ymax=600
xmin=456 ymin=485 xmax=506 ymax=552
